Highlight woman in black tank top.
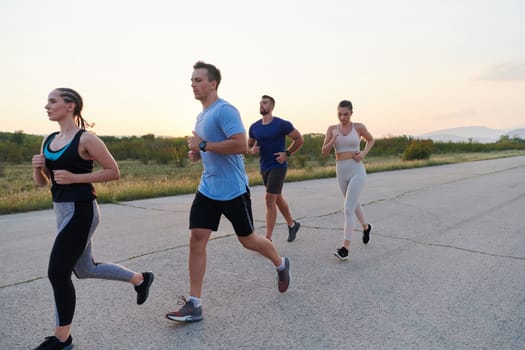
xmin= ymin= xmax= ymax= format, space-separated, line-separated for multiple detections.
xmin=31 ymin=88 xmax=154 ymax=350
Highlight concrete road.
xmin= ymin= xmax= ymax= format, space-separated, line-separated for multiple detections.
xmin=1 ymin=156 xmax=524 ymax=350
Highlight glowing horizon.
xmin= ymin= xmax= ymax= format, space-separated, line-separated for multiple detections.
xmin=1 ymin=0 xmax=524 ymax=140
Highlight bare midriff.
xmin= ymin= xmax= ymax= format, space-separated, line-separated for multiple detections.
xmin=335 ymin=151 xmax=359 ymax=161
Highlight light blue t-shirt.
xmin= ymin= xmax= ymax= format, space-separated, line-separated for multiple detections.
xmin=195 ymin=98 xmax=249 ymax=200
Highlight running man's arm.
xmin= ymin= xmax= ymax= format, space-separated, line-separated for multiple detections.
xmin=188 ymin=131 xmax=248 ymax=155
xmin=247 ymin=138 xmax=259 ymax=155
xmin=285 ymin=129 xmax=304 ymax=155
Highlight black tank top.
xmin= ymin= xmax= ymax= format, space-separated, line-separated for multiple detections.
xmin=44 ymin=129 xmax=96 ymax=202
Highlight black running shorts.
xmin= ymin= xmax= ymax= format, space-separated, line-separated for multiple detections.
xmin=261 ymin=167 xmax=287 ymax=194
xmin=189 ymin=190 xmax=254 ymax=237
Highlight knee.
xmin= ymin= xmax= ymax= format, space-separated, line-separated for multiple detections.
xmin=239 ymin=239 xmax=251 ymax=250
xmin=73 ymin=267 xmax=89 ymax=279
xmin=189 ymin=238 xmax=207 ymax=255
xmin=275 ymin=194 xmax=286 ymax=206
xmin=265 ymin=194 xmax=277 ymax=207
xmin=73 ymin=269 xmax=89 ymax=279
xmin=238 ymin=234 xmax=258 ymax=250
xmin=73 ymin=262 xmax=97 ymax=279
xmin=48 ymin=265 xmax=70 ymax=286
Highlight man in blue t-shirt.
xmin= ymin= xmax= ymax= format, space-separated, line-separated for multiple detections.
xmin=248 ymin=95 xmax=304 ymax=242
xmin=165 ymin=62 xmax=291 ymax=323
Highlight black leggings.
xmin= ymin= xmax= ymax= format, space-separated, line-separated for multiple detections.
xmin=48 ymin=201 xmax=133 ymax=326
xmin=48 ymin=202 xmax=93 ymax=326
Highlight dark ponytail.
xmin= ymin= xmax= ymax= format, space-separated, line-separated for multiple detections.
xmin=57 ymin=88 xmax=92 ymax=129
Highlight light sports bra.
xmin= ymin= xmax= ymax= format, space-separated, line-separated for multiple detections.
xmin=334 ymin=125 xmax=360 ymax=153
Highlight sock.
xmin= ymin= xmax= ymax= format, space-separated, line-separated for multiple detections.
xmin=276 ymin=257 xmax=285 ymax=271
xmin=134 ymin=272 xmax=145 ymax=287
xmin=289 ymin=221 xmax=296 ymax=228
xmin=189 ymin=296 xmax=201 ymax=307
xmin=57 ymin=335 xmax=70 ymax=343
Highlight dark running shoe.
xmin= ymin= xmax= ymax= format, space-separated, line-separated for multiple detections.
xmin=334 ymin=247 xmax=349 ymax=261
xmin=135 ymin=271 xmax=155 ymax=305
xmin=277 ymin=257 xmax=290 ymax=292
xmin=166 ymin=296 xmax=203 ymax=322
xmin=34 ymin=335 xmax=73 ymax=350
xmin=363 ymin=224 xmax=372 ymax=244
xmin=287 ymin=221 xmax=301 ymax=242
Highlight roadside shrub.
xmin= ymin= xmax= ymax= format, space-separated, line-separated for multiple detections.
xmin=402 ymin=140 xmax=434 ymax=160
xmin=291 ymin=155 xmax=308 ymax=168
xmin=174 ymin=145 xmax=188 ymax=167
xmin=318 ymin=155 xmax=329 ymax=166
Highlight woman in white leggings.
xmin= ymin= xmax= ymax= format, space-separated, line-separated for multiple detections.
xmin=321 ymin=100 xmax=375 ymax=260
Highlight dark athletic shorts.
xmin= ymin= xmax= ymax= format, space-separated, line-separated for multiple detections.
xmin=189 ymin=190 xmax=254 ymax=237
xmin=261 ymin=167 xmax=287 ymax=194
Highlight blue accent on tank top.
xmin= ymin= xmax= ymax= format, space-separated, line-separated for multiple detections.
xmin=44 ymin=135 xmax=73 ymax=161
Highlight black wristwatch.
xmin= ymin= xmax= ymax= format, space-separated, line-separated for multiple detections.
xmin=285 ymin=150 xmax=291 ymax=157
xmin=199 ymin=140 xmax=207 ymax=152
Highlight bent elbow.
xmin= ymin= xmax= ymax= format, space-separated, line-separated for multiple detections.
xmin=110 ymin=168 xmax=120 ymax=181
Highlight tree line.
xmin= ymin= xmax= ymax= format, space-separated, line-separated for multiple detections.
xmin=1 ymin=130 xmax=524 ymax=165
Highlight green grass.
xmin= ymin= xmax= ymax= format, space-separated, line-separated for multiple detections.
xmin=1 ymin=150 xmax=524 ymax=215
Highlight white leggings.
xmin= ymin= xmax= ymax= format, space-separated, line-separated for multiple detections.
xmin=336 ymin=159 xmax=367 ymax=241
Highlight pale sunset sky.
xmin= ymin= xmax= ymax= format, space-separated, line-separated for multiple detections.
xmin=1 ymin=0 xmax=524 ymax=139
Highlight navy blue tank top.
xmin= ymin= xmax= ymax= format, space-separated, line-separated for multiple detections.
xmin=44 ymin=129 xmax=96 ymax=202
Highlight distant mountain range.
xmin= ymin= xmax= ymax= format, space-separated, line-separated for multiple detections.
xmin=418 ymin=126 xmax=525 ymax=143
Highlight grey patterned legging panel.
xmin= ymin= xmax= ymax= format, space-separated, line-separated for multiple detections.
xmin=336 ymin=159 xmax=367 ymax=241
xmin=49 ymin=200 xmax=134 ymax=326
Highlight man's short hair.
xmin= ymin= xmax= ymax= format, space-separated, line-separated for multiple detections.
xmin=261 ymin=94 xmax=275 ymax=107
xmin=193 ymin=61 xmax=222 ymax=87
